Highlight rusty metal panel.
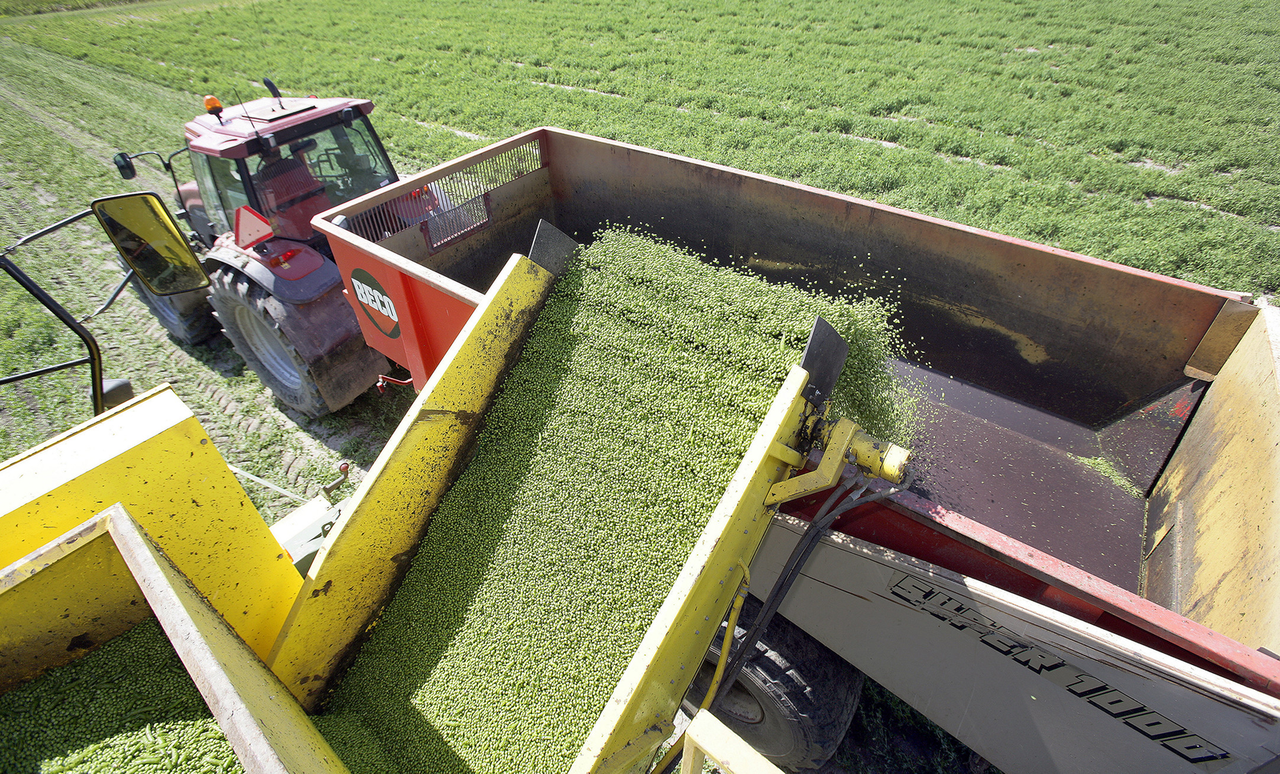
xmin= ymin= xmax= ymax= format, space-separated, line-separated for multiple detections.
xmin=537 ymin=129 xmax=1243 ymax=426
xmin=324 ymin=126 xmax=1245 ymax=426
xmin=1147 ymin=306 xmax=1280 ymax=652
xmin=907 ymin=396 xmax=1149 ymax=592
xmin=1184 ymin=299 xmax=1260 ymax=381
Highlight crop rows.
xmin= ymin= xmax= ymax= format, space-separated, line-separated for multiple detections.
xmin=3 ymin=0 xmax=1277 ymax=295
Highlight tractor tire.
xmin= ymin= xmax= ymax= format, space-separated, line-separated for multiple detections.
xmin=681 ymin=596 xmax=864 ymax=771
xmin=206 ymin=266 xmax=329 ymax=418
xmin=125 ymin=268 xmax=219 ymax=346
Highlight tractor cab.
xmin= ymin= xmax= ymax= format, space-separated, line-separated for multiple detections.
xmin=102 ymin=90 xmax=396 ymax=419
xmin=182 ymin=95 xmax=397 ymax=247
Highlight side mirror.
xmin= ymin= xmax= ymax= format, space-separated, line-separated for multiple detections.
xmin=112 ymin=152 xmax=137 ymax=180
xmin=91 ymin=192 xmax=209 ymax=296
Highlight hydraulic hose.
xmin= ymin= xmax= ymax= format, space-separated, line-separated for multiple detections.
xmin=713 ymin=473 xmax=912 ymax=707
xmin=702 ymin=560 xmax=751 ymax=711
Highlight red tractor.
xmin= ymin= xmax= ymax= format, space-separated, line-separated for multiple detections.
xmin=113 ymin=83 xmax=422 ymax=416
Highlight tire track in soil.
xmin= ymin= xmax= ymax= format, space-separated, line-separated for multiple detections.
xmin=0 ymin=55 xmax=401 ymax=522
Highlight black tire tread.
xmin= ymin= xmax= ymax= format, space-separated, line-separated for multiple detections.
xmin=695 ymin=596 xmax=864 ymax=771
xmin=206 ymin=266 xmax=330 ymax=418
xmin=126 ymin=270 xmax=219 ymax=346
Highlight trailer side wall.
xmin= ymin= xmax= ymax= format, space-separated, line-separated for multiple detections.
xmin=537 ymin=129 xmax=1243 ymax=426
xmin=322 ymin=128 xmax=1244 ymax=426
xmin=1146 ymin=305 xmax=1280 ymax=652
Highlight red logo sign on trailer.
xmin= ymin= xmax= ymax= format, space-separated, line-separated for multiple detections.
xmin=349 ymin=268 xmax=401 ymax=339
xmin=234 ymin=206 xmax=273 ymax=249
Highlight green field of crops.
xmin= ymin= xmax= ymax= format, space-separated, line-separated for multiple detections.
xmin=1 ymin=0 xmax=1276 ymax=454
xmin=4 ymin=0 xmax=1278 ymax=296
xmin=0 ymin=39 xmax=417 ymax=510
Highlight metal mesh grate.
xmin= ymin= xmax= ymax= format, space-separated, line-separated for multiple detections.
xmin=344 ymin=189 xmax=435 ymax=243
xmin=341 ymin=139 xmax=543 ymax=250
xmin=421 ymin=192 xmax=490 ymax=251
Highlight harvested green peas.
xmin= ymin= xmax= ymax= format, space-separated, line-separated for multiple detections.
xmin=319 ymin=229 xmax=916 ymax=774
xmin=0 ymin=230 xmax=915 ymax=774
xmin=0 ymin=618 xmax=241 ymax=773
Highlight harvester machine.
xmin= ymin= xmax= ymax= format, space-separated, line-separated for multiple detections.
xmin=3 ymin=128 xmax=1278 ymax=774
xmin=308 ymin=128 xmax=1280 ymax=774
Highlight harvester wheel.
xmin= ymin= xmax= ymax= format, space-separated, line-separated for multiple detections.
xmin=682 ymin=596 xmax=863 ymax=770
xmin=207 ymin=267 xmax=329 ymax=417
xmin=124 ymin=265 xmax=219 ymax=345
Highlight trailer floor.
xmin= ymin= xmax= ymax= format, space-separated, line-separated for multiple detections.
xmin=894 ymin=362 xmax=1200 ymax=593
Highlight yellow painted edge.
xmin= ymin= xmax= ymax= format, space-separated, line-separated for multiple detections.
xmin=0 ymin=514 xmax=146 ymax=694
xmin=681 ymin=711 xmax=785 ymax=774
xmin=154 ymin=419 xmax=303 ymax=660
xmin=764 ymin=416 xmax=855 ymax=505
xmin=1184 ymin=298 xmax=1259 ymax=380
xmin=1 ymin=385 xmax=302 ymax=661
xmin=106 ymin=504 xmax=349 ymax=774
xmin=0 ymin=515 xmax=108 ymax=594
xmin=569 ymin=365 xmax=811 ymax=774
xmin=1153 ymin=305 xmax=1280 ymax=646
xmin=766 ymin=441 xmax=805 ymax=470
xmin=0 ymin=384 xmax=184 ymax=489
xmin=268 ymin=253 xmax=557 ymax=708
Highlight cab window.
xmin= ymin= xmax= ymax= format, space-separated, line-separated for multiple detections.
xmin=188 ymin=153 xmax=230 ymax=234
xmin=206 ymin=156 xmax=253 ymax=224
xmin=301 ymin=118 xmax=397 ymax=203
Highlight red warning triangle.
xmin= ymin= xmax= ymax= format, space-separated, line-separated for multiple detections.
xmin=234 ymin=206 xmax=274 ymax=248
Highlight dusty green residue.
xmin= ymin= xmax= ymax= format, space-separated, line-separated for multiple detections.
xmin=0 ymin=619 xmax=241 ymax=773
xmin=1078 ymin=455 xmax=1143 ymax=499
xmin=319 ymin=228 xmax=917 ymax=773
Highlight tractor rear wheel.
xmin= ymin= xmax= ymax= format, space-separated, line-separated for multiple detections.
xmin=681 ymin=597 xmax=864 ymax=770
xmin=124 ymin=266 xmax=219 ymax=346
xmin=207 ymin=266 xmax=329 ymax=417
